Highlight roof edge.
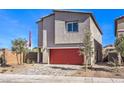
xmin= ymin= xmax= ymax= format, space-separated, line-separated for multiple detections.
xmin=36 ymin=10 xmax=102 ymax=35
xmin=36 ymin=13 xmax=54 ymax=23
xmin=53 ymin=9 xmax=92 ymax=15
xmin=54 ymin=10 xmax=102 ymax=34
xmin=90 ymin=14 xmax=102 ymax=35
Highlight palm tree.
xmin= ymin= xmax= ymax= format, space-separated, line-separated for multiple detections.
xmin=12 ymin=38 xmax=27 ymax=65
xmin=115 ymin=36 xmax=124 ymax=65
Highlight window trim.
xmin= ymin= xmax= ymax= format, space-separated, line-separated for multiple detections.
xmin=66 ymin=22 xmax=78 ymax=32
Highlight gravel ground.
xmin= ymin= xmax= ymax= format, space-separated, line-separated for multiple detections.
xmin=3 ymin=64 xmax=82 ymax=76
xmin=1 ymin=64 xmax=124 ymax=79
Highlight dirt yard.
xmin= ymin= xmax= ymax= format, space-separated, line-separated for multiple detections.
xmin=0 ymin=64 xmax=124 ymax=79
xmin=71 ymin=66 xmax=124 ymax=79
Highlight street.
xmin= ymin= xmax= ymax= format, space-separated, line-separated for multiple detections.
xmin=0 ymin=74 xmax=124 ymax=83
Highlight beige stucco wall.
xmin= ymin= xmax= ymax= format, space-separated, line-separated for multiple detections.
xmin=54 ymin=12 xmax=90 ymax=44
xmin=90 ymin=17 xmax=102 ymax=63
xmin=117 ymin=18 xmax=124 ymax=30
xmin=90 ymin=17 xmax=102 ymax=44
xmin=42 ymin=49 xmax=49 ymax=64
xmin=116 ymin=18 xmax=124 ymax=37
xmin=1 ymin=49 xmax=21 ymax=65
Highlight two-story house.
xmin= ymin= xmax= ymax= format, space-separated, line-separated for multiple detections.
xmin=37 ymin=10 xmax=102 ymax=65
xmin=115 ymin=16 xmax=124 ymax=38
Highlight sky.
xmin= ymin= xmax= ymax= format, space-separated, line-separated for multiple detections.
xmin=0 ymin=9 xmax=124 ymax=49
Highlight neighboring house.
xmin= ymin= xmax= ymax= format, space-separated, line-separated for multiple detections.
xmin=115 ymin=16 xmax=124 ymax=38
xmin=115 ymin=16 xmax=124 ymax=62
xmin=103 ymin=45 xmax=117 ymax=62
xmin=37 ymin=10 xmax=102 ymax=65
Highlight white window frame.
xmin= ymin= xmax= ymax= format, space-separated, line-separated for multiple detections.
xmin=66 ymin=22 xmax=78 ymax=32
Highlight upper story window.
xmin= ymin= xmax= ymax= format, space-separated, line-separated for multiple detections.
xmin=66 ymin=22 xmax=78 ymax=32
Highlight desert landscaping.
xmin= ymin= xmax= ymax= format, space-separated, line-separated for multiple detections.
xmin=1 ymin=9 xmax=124 ymax=83
xmin=0 ymin=63 xmax=124 ymax=79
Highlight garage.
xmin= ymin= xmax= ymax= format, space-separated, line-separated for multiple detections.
xmin=50 ymin=48 xmax=84 ymax=65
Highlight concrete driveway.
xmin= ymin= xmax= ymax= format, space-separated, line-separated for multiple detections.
xmin=0 ymin=74 xmax=124 ymax=83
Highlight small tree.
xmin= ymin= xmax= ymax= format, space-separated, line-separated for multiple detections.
xmin=80 ymin=28 xmax=93 ymax=71
xmin=12 ymin=38 xmax=27 ymax=65
xmin=115 ymin=36 xmax=124 ymax=65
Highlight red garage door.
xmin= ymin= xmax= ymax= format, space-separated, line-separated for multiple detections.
xmin=50 ymin=49 xmax=84 ymax=65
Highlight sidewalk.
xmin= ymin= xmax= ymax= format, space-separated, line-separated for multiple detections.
xmin=0 ymin=74 xmax=124 ymax=83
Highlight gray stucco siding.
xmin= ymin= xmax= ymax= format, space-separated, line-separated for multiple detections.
xmin=43 ymin=15 xmax=55 ymax=48
xmin=38 ymin=21 xmax=43 ymax=48
xmin=94 ymin=39 xmax=102 ymax=62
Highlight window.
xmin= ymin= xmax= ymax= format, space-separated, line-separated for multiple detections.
xmin=66 ymin=22 xmax=78 ymax=32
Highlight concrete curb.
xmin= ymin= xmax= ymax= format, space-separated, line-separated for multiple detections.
xmin=0 ymin=74 xmax=124 ymax=83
